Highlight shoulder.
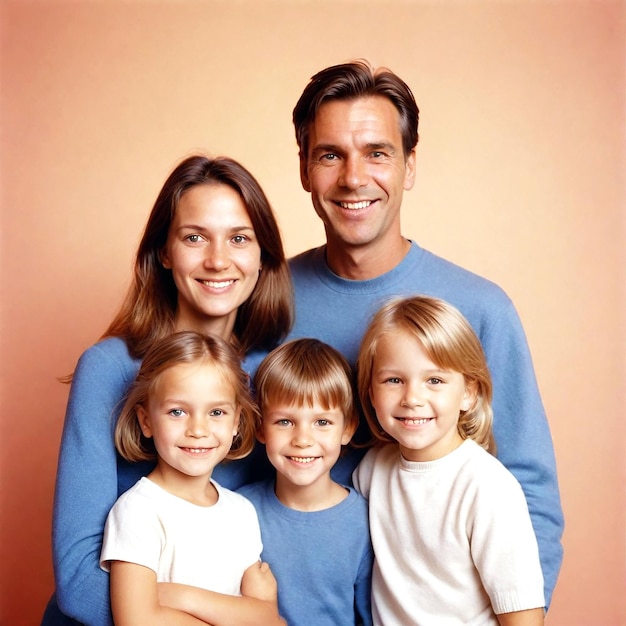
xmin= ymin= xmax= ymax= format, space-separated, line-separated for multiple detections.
xmin=288 ymin=247 xmax=325 ymax=279
xmin=75 ymin=337 xmax=140 ymax=379
xmin=108 ymin=478 xmax=160 ymax=519
xmin=456 ymin=441 xmax=525 ymax=498
xmin=216 ymin=481 xmax=262 ymax=514
xmin=353 ymin=445 xmax=397 ymax=496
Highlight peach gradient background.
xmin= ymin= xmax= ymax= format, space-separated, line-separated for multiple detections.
xmin=1 ymin=1 xmax=625 ymax=624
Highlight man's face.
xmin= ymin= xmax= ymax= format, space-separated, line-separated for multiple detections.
xmin=300 ymin=96 xmax=416 ymax=254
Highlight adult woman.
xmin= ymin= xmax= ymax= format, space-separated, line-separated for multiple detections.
xmin=41 ymin=155 xmax=292 ymax=625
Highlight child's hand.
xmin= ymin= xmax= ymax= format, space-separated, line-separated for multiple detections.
xmin=240 ymin=561 xmax=278 ymax=603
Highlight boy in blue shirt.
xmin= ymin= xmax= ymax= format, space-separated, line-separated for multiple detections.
xmin=239 ymin=338 xmax=373 ymax=626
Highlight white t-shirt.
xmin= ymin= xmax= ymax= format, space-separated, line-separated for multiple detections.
xmin=353 ymin=440 xmax=545 ymax=626
xmin=100 ymin=477 xmax=262 ymax=595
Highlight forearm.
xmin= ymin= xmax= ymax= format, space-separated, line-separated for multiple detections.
xmin=497 ymin=607 xmax=544 ymax=626
xmin=158 ymin=583 xmax=285 ymax=626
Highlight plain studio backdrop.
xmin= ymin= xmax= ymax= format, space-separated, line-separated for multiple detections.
xmin=1 ymin=1 xmax=624 ymax=625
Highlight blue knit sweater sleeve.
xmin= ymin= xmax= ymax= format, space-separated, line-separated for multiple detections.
xmin=51 ymin=339 xmax=140 ymax=626
xmin=480 ymin=298 xmax=564 ymax=607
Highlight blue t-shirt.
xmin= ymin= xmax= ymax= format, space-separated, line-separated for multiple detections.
xmin=238 ymin=479 xmax=373 ymax=626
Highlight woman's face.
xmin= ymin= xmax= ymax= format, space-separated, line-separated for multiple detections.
xmin=161 ymin=183 xmax=262 ymax=339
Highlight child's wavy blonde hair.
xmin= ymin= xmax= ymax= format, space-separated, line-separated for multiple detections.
xmin=115 ymin=331 xmax=259 ymax=462
xmin=357 ymin=296 xmax=496 ymax=454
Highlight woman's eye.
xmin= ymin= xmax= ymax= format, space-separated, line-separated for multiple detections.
xmin=231 ymin=234 xmax=248 ymax=245
xmin=185 ymin=234 xmax=203 ymax=243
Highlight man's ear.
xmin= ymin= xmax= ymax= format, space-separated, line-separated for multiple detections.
xmin=137 ymin=404 xmax=153 ymax=438
xmin=403 ymin=148 xmax=417 ymax=191
xmin=300 ymin=155 xmax=311 ymax=192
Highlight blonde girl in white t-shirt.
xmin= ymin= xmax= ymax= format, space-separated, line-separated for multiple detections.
xmin=354 ymin=296 xmax=545 ymax=626
xmin=100 ymin=330 xmax=285 ymax=626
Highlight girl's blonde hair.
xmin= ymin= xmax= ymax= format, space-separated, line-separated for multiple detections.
xmin=115 ymin=331 xmax=259 ymax=462
xmin=254 ymin=338 xmax=358 ymax=435
xmin=357 ymin=296 xmax=495 ymax=453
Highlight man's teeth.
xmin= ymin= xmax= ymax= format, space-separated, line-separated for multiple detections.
xmin=289 ymin=457 xmax=316 ymax=464
xmin=201 ymin=279 xmax=234 ymax=288
xmin=340 ymin=200 xmax=371 ymax=210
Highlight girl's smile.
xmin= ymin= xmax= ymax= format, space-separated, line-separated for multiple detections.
xmin=369 ymin=331 xmax=475 ymax=463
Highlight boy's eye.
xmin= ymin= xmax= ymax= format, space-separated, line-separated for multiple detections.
xmin=427 ymin=378 xmax=443 ymax=385
xmin=276 ymin=419 xmax=292 ymax=427
xmin=316 ymin=419 xmax=330 ymax=427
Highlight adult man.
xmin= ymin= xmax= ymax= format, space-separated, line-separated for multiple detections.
xmin=281 ymin=60 xmax=563 ymax=608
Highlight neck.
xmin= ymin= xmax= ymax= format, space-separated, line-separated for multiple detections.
xmin=147 ymin=464 xmax=218 ymax=507
xmin=326 ymin=236 xmax=411 ymax=280
xmin=173 ymin=308 xmax=236 ymax=342
xmin=274 ymin=474 xmax=348 ymax=512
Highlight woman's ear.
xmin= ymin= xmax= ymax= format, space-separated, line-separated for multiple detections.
xmin=159 ymin=247 xmax=172 ymax=269
xmin=136 ymin=404 xmax=153 ymax=438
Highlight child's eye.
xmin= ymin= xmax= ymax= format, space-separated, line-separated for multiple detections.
xmin=316 ymin=419 xmax=330 ymax=427
xmin=275 ymin=419 xmax=292 ymax=427
xmin=209 ymin=409 xmax=225 ymax=417
xmin=427 ymin=378 xmax=443 ymax=385
xmin=384 ymin=377 xmax=402 ymax=385
xmin=168 ymin=409 xmax=185 ymax=417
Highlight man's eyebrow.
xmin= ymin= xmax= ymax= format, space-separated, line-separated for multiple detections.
xmin=310 ymin=143 xmax=341 ymax=155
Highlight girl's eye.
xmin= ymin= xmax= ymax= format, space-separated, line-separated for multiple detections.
xmin=276 ymin=419 xmax=292 ymax=427
xmin=169 ymin=409 xmax=185 ymax=417
xmin=427 ymin=378 xmax=443 ymax=385
xmin=209 ymin=409 xmax=224 ymax=417
xmin=385 ymin=377 xmax=401 ymax=385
